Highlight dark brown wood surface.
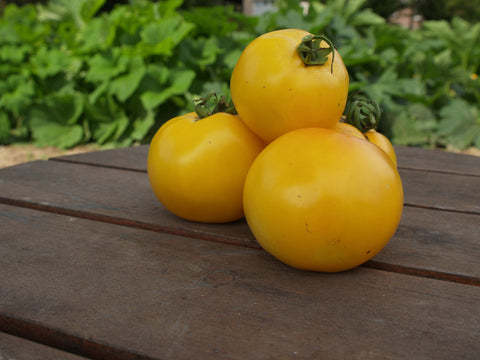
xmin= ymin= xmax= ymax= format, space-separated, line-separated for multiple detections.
xmin=51 ymin=145 xmax=480 ymax=176
xmin=0 ymin=331 xmax=88 ymax=359
xmin=1 ymin=154 xmax=478 ymax=279
xmin=1 ymin=205 xmax=479 ymax=360
xmin=1 ymin=145 xmax=479 ymax=360
xmin=395 ymin=145 xmax=480 ymax=176
xmin=52 ymin=145 xmax=480 ymax=214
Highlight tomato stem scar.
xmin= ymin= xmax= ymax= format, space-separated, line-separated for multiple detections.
xmin=297 ymin=34 xmax=335 ymax=73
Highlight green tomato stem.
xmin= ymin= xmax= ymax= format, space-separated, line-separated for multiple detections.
xmin=194 ymin=91 xmax=237 ymax=119
xmin=297 ymin=34 xmax=335 ymax=73
xmin=344 ymin=94 xmax=382 ymax=133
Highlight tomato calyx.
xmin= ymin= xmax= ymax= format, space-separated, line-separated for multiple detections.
xmin=296 ymin=34 xmax=335 ymax=73
xmin=344 ymin=93 xmax=382 ymax=132
xmin=194 ymin=91 xmax=237 ymax=119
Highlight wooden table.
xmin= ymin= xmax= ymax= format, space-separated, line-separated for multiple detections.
xmin=0 ymin=145 xmax=479 ymax=360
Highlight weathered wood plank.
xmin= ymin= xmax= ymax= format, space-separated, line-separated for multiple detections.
xmin=1 ymin=205 xmax=479 ymax=360
xmin=4 ymin=157 xmax=480 ymax=215
xmin=395 ymin=145 xmax=480 ymax=176
xmin=0 ymin=331 xmax=88 ymax=360
xmin=372 ymin=206 xmax=480 ymax=281
xmin=399 ymin=167 xmax=480 ymax=214
xmin=52 ymin=145 xmax=148 ymax=172
xmin=0 ymin=160 xmax=257 ymax=248
xmin=51 ymin=145 xmax=480 ymax=177
xmin=0 ymin=160 xmax=479 ymax=279
xmin=50 ymin=149 xmax=480 ymax=214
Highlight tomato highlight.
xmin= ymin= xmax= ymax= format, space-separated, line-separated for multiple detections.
xmin=147 ymin=94 xmax=265 ymax=223
xmin=230 ymin=29 xmax=349 ymax=143
xmin=147 ymin=29 xmax=404 ymax=273
xmin=243 ymin=128 xmax=404 ymax=272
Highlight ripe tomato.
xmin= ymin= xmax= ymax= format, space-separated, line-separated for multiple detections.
xmin=365 ymin=129 xmax=398 ymax=167
xmin=335 ymin=121 xmax=366 ymax=140
xmin=148 ymin=112 xmax=265 ymax=223
xmin=230 ymin=29 xmax=349 ymax=143
xmin=243 ymin=128 xmax=404 ymax=272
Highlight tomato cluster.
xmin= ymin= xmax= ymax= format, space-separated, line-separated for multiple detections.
xmin=148 ymin=29 xmax=404 ymax=273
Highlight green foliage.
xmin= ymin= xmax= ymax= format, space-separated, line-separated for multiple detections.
xmin=257 ymin=0 xmax=480 ymax=150
xmin=0 ymin=0 xmax=479 ymax=150
xmin=416 ymin=0 xmax=480 ymax=23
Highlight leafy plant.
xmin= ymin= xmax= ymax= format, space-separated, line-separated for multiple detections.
xmin=0 ymin=0 xmax=479 ymax=151
xmin=267 ymin=0 xmax=480 ymax=150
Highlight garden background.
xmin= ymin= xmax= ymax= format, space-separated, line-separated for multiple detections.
xmin=1 ymin=0 xmax=479 ymax=166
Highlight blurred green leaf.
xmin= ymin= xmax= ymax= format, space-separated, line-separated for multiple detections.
xmin=30 ymin=46 xmax=71 ymax=79
xmin=0 ymin=21 xmax=20 ymax=44
xmin=179 ymin=37 xmax=221 ymax=69
xmin=354 ymin=68 xmax=426 ymax=107
xmin=139 ymin=17 xmax=194 ymax=57
xmin=183 ymin=6 xmax=238 ymax=36
xmin=0 ymin=112 xmax=11 ymax=144
xmin=109 ymin=56 xmax=146 ymax=102
xmin=140 ymin=66 xmax=196 ymax=110
xmin=86 ymin=49 xmax=128 ymax=83
xmin=29 ymin=121 xmax=84 ymax=148
xmin=437 ymin=99 xmax=480 ymax=149
xmin=156 ymin=0 xmax=183 ymax=17
xmin=0 ymin=44 xmax=29 ymax=63
xmin=275 ymin=9 xmax=313 ymax=30
xmin=80 ymin=16 xmax=116 ymax=52
xmin=85 ymin=95 xmax=129 ymax=144
xmin=391 ymin=104 xmax=438 ymax=147
xmin=27 ymin=91 xmax=86 ymax=148
xmin=131 ymin=111 xmax=155 ymax=141
xmin=38 ymin=0 xmax=105 ymax=29
xmin=349 ymin=8 xmax=384 ymax=27
xmin=1 ymin=4 xmax=49 ymax=43
xmin=0 ymin=74 xmax=35 ymax=117
xmin=423 ymin=18 xmax=480 ymax=71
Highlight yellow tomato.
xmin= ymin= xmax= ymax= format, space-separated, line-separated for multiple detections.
xmin=148 ymin=112 xmax=265 ymax=223
xmin=365 ymin=129 xmax=397 ymax=167
xmin=230 ymin=29 xmax=349 ymax=143
xmin=335 ymin=122 xmax=366 ymax=140
xmin=243 ymin=128 xmax=404 ymax=272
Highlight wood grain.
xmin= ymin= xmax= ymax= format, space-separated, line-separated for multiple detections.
xmin=3 ymin=158 xmax=480 ymax=217
xmin=372 ymin=206 xmax=480 ymax=281
xmin=1 ymin=205 xmax=479 ymax=360
xmin=0 ymin=160 xmax=257 ymax=248
xmin=395 ymin=146 xmax=480 ymax=176
xmin=399 ymin=167 xmax=480 ymax=214
xmin=52 ymin=145 xmax=148 ymax=172
xmin=51 ymin=145 xmax=480 ymax=177
xmin=0 ymin=160 xmax=478 ymax=280
xmin=51 ymin=146 xmax=480 ymax=214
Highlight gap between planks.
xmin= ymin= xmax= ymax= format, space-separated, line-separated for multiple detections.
xmin=49 ymin=157 xmax=147 ymax=173
xmin=0 ymin=316 xmax=156 ymax=360
xmin=47 ymin=158 xmax=480 ymax=216
xmin=1 ymin=196 xmax=478 ymax=288
xmin=397 ymin=166 xmax=480 ymax=178
xmin=48 ymin=157 xmax=480 ymax=178
xmin=404 ymin=203 xmax=480 ymax=216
